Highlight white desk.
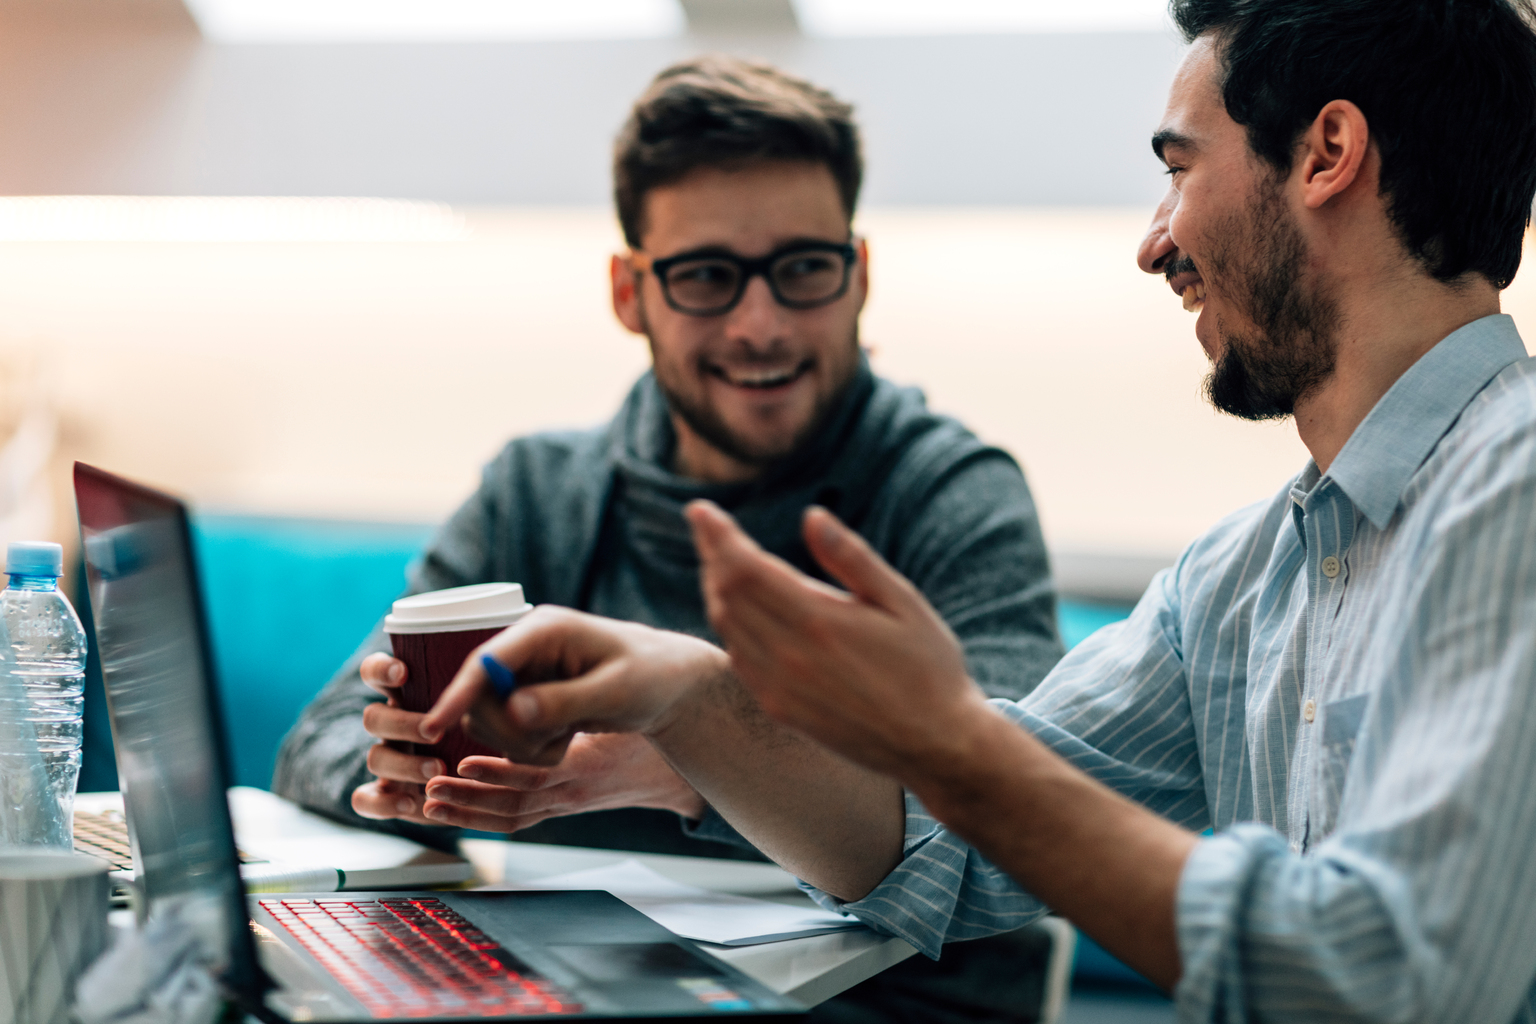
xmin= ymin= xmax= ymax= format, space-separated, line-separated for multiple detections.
xmin=461 ymin=839 xmax=917 ymax=1007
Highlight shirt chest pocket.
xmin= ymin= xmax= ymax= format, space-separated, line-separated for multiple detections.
xmin=1308 ymin=693 xmax=1370 ymax=845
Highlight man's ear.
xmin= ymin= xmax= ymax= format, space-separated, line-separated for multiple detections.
xmin=851 ymin=237 xmax=870 ymax=313
xmin=611 ymin=253 xmax=646 ymax=335
xmin=1297 ymin=99 xmax=1370 ymax=210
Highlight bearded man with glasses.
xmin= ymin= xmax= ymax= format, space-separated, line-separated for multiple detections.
xmin=274 ymin=55 xmax=1064 ymax=1023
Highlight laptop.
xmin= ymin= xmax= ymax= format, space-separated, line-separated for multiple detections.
xmin=75 ymin=462 xmax=804 ymax=1021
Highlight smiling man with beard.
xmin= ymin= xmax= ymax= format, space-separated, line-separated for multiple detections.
xmin=1164 ymin=179 xmax=1338 ymax=420
xmin=423 ymin=1 xmax=1536 ymax=1020
xmin=274 ymin=56 xmax=1064 ymax=1023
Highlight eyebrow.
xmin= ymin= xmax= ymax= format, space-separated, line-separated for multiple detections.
xmin=655 ymin=236 xmax=852 ymax=262
xmin=1151 ymin=129 xmax=1196 ymax=163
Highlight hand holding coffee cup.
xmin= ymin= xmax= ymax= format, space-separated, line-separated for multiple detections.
xmin=354 ymin=654 xmax=442 ymax=824
xmin=382 ymin=583 xmax=533 ymax=778
xmin=354 ymin=584 xmax=535 ymax=821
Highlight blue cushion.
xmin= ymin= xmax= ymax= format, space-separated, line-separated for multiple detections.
xmin=1056 ymin=598 xmax=1133 ymax=652
xmin=191 ymin=516 xmax=434 ymax=790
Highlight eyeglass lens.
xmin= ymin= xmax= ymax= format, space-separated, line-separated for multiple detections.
xmin=662 ymin=249 xmax=849 ymax=312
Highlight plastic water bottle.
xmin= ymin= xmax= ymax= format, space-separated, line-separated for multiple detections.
xmin=0 ymin=542 xmax=86 ymax=848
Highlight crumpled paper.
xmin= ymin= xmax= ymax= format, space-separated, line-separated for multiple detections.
xmin=73 ymin=908 xmax=225 ymax=1024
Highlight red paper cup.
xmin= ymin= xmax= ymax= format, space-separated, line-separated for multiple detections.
xmin=384 ymin=582 xmax=533 ymax=777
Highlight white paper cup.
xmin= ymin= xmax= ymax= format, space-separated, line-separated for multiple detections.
xmin=0 ymin=849 xmax=109 ymax=1024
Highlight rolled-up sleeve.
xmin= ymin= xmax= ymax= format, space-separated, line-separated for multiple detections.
xmin=1174 ymin=825 xmax=1443 ymax=1022
xmin=801 ymin=788 xmax=1049 ymax=958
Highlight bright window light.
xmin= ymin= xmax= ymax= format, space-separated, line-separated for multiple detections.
xmin=0 ymin=197 xmax=469 ymax=242
xmin=185 ymin=0 xmax=686 ymax=44
xmin=794 ymin=0 xmax=1171 ymax=35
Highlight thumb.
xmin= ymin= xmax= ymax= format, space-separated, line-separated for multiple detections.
xmin=685 ymin=499 xmax=763 ymax=564
xmin=506 ymin=659 xmax=653 ymax=736
xmin=459 ymin=664 xmax=636 ymax=768
xmin=802 ymin=505 xmax=919 ymax=613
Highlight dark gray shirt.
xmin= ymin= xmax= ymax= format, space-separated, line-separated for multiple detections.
xmin=273 ymin=360 xmax=1062 ymax=858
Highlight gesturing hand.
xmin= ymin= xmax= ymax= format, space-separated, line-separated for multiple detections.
xmin=422 ymin=605 xmax=732 ymax=768
xmin=686 ymin=500 xmax=993 ymax=783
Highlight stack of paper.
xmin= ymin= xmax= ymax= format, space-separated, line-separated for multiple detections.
xmin=504 ymin=859 xmax=865 ymax=946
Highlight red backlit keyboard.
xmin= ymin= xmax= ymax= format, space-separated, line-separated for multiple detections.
xmin=260 ymin=896 xmax=582 ymax=1017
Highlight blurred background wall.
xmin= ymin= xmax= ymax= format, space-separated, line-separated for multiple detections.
xmin=2 ymin=0 xmax=1529 ymax=584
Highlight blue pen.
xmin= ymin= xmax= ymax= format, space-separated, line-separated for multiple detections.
xmin=481 ymin=654 xmax=518 ymax=698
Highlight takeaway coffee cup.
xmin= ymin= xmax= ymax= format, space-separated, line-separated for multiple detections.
xmin=384 ymin=582 xmax=533 ymax=777
xmin=0 ymin=849 xmax=109 ymax=1024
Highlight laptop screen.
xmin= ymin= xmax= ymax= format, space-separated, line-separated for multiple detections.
xmin=74 ymin=462 xmax=264 ymax=997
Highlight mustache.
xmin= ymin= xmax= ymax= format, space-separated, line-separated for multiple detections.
xmin=1164 ymin=255 xmax=1198 ymax=283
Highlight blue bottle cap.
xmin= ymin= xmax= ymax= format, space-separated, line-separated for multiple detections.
xmin=6 ymin=541 xmax=63 ymax=577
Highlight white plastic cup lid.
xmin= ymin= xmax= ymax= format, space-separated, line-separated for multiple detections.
xmin=383 ymin=582 xmax=533 ymax=634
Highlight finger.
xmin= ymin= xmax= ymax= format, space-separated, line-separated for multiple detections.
xmin=352 ymin=780 xmax=433 ymax=825
xmin=423 ymin=606 xmax=601 ymax=740
xmin=687 ymin=501 xmax=844 ymax=618
xmin=802 ymin=505 xmax=921 ymax=614
xmin=418 ymin=797 xmax=551 ymax=834
xmin=422 ymin=776 xmax=568 ymax=818
xmin=508 ymin=659 xmax=655 ymax=737
xmin=688 ymin=501 xmax=833 ymax=602
xmin=686 ymin=499 xmax=762 ymax=564
xmin=454 ymin=755 xmax=562 ymax=790
xmin=462 ymin=697 xmax=578 ymax=767
xmin=361 ymin=702 xmax=434 ymax=743
xmin=365 ymin=743 xmax=446 ymax=783
xmin=360 ymin=653 xmax=407 ymax=696
xmin=458 ymin=662 xmax=647 ymax=768
xmin=426 ymin=660 xmax=489 ymax=743
xmin=687 ymin=504 xmax=846 ymax=657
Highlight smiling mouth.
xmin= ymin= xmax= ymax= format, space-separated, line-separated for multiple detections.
xmin=1181 ymin=281 xmax=1207 ymax=313
xmin=708 ymin=360 xmax=814 ymax=390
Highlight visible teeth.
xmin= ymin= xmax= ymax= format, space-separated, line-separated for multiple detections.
xmin=727 ymin=368 xmax=797 ymax=387
xmin=1181 ymin=281 xmax=1206 ymax=313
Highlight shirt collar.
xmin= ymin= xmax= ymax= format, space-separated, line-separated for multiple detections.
xmin=1325 ymin=313 xmax=1527 ymax=530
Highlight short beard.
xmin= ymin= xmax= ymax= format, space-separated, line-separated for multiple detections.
xmin=639 ymin=292 xmax=858 ymax=469
xmin=1194 ymin=176 xmax=1339 ymax=422
xmin=658 ymin=369 xmax=813 ymax=468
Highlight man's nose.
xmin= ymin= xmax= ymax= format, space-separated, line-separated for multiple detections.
xmin=723 ymin=274 xmax=786 ymax=345
xmin=1137 ymin=190 xmax=1178 ymax=275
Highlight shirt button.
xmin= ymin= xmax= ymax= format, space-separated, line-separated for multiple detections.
xmin=1303 ymin=699 xmax=1316 ymax=723
xmin=1321 ymin=555 xmax=1341 ymax=578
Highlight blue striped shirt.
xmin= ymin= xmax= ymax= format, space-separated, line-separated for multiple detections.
xmin=806 ymin=314 xmax=1536 ymax=1023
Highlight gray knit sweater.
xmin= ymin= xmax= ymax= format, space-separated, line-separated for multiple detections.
xmin=273 ymin=360 xmax=1062 ymax=858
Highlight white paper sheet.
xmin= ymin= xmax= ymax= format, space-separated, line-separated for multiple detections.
xmin=504 ymin=858 xmax=864 ymax=946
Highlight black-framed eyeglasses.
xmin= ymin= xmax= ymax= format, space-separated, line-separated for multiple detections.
xmin=633 ymin=241 xmax=858 ymax=317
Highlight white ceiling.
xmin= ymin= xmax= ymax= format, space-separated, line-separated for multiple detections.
xmin=182 ymin=0 xmax=1170 ymax=43
xmin=797 ymin=0 xmax=1169 ymax=36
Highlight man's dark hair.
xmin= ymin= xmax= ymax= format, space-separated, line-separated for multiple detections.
xmin=1170 ymin=0 xmax=1536 ymax=288
xmin=613 ymin=56 xmax=862 ymax=248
